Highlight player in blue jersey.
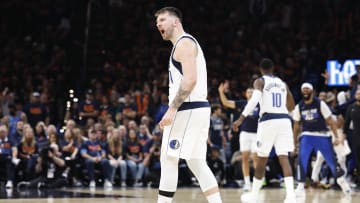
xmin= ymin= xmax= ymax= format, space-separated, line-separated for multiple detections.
xmin=218 ymin=82 xmax=259 ymax=191
xmin=292 ymin=82 xmax=352 ymax=196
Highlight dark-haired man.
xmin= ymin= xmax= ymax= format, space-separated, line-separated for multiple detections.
xmin=233 ymin=58 xmax=296 ymax=203
xmin=293 ymin=83 xmax=351 ymax=196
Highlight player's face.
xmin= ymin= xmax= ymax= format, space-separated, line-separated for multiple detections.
xmin=0 ymin=128 xmax=6 ymax=139
xmin=355 ymin=90 xmax=360 ymax=101
xmin=88 ymin=130 xmax=96 ymax=141
xmin=215 ymin=108 xmax=222 ymax=116
xmin=246 ymin=89 xmax=254 ymax=100
xmin=156 ymin=12 xmax=176 ymax=40
xmin=318 ymin=92 xmax=326 ymax=101
xmin=301 ymin=88 xmax=312 ymax=101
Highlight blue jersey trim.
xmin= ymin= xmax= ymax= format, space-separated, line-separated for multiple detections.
xmin=170 ymin=36 xmax=197 ymax=75
xmin=178 ymin=101 xmax=210 ymax=111
xmin=259 ymin=113 xmax=290 ymax=122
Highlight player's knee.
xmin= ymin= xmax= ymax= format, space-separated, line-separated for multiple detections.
xmin=242 ymin=151 xmax=250 ymax=160
xmin=186 ymin=159 xmax=206 ymax=173
xmin=186 ymin=159 xmax=218 ymax=191
xmin=257 ymin=151 xmax=269 ymax=158
xmin=161 ymin=155 xmax=178 ymax=165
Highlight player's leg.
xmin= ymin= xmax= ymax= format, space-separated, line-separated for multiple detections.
xmin=311 ymin=151 xmax=325 ymax=182
xmin=186 ymin=159 xmax=222 ymax=203
xmin=250 ymin=134 xmax=258 ymax=169
xmin=274 ymin=119 xmax=296 ymax=202
xmin=241 ymin=121 xmax=275 ymax=202
xmin=296 ymin=136 xmax=315 ymax=186
xmin=316 ymin=137 xmax=351 ymax=194
xmin=157 ymin=155 xmax=179 ymax=203
xmin=241 ymin=151 xmax=251 ymax=190
xmin=158 ymin=121 xmax=181 ymax=203
xmin=240 ymin=131 xmax=253 ymax=191
xmin=185 ymin=112 xmax=222 ymax=203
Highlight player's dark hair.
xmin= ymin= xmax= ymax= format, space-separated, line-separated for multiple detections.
xmin=211 ymin=104 xmax=221 ymax=113
xmin=259 ymin=58 xmax=274 ymax=70
xmin=155 ymin=7 xmax=183 ymax=23
xmin=351 ymin=74 xmax=358 ymax=82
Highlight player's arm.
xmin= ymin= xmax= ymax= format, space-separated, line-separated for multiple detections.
xmin=159 ymin=38 xmax=197 ymax=128
xmin=170 ymin=39 xmax=197 ymax=109
xmin=325 ymin=116 xmax=342 ymax=144
xmin=321 ymin=101 xmax=342 ymax=144
xmin=342 ymin=104 xmax=352 ymax=136
xmin=218 ymin=83 xmax=236 ymax=109
xmin=286 ymin=85 xmax=295 ymax=112
xmin=232 ymin=78 xmax=263 ymax=130
xmin=292 ymin=105 xmax=301 ymax=152
xmin=293 ymin=121 xmax=301 ymax=151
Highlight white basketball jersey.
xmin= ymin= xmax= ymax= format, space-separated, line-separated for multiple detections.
xmin=260 ymin=75 xmax=288 ymax=116
xmin=168 ymin=33 xmax=207 ymax=104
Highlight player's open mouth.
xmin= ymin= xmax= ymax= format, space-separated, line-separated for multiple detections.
xmin=160 ymin=29 xmax=165 ymax=34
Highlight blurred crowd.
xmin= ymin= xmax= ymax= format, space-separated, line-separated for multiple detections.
xmin=0 ymin=0 xmax=360 ymax=190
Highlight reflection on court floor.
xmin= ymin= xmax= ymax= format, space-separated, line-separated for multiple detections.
xmin=0 ymin=187 xmax=358 ymax=203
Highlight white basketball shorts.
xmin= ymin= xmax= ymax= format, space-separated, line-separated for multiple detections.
xmin=161 ymin=103 xmax=210 ymax=160
xmin=239 ymin=131 xmax=257 ymax=153
xmin=256 ymin=118 xmax=294 ymax=157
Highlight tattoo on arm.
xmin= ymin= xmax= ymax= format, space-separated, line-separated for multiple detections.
xmin=170 ymin=85 xmax=191 ymax=109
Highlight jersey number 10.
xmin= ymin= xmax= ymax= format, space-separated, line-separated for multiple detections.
xmin=272 ymin=93 xmax=281 ymax=107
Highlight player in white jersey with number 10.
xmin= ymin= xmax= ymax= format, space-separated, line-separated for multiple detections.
xmin=233 ymin=58 xmax=296 ymax=203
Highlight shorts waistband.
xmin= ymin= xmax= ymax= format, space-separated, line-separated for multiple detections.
xmin=259 ymin=113 xmax=290 ymax=122
xmin=178 ymin=101 xmax=210 ymax=111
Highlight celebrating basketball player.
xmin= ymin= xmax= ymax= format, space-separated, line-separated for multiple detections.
xmin=155 ymin=7 xmax=222 ymax=203
xmin=233 ymin=58 xmax=296 ymax=203
xmin=293 ymin=83 xmax=351 ymax=197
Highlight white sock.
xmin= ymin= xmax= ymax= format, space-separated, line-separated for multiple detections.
xmin=244 ymin=176 xmax=251 ymax=185
xmin=206 ymin=192 xmax=222 ymax=203
xmin=297 ymin=182 xmax=305 ymax=189
xmin=158 ymin=195 xmax=173 ymax=203
xmin=284 ymin=176 xmax=295 ymax=195
xmin=337 ymin=175 xmax=350 ymax=192
xmin=251 ymin=177 xmax=263 ymax=195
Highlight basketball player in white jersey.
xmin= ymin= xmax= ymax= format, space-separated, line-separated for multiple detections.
xmin=232 ymin=58 xmax=296 ymax=203
xmin=155 ymin=7 xmax=222 ymax=203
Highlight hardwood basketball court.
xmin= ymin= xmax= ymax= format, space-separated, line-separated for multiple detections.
xmin=0 ymin=187 xmax=357 ymax=203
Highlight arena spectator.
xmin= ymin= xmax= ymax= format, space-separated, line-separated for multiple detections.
xmin=61 ymin=129 xmax=81 ymax=186
xmin=124 ymin=128 xmax=144 ymax=186
xmin=0 ymin=125 xmax=19 ymax=188
xmin=78 ymin=89 xmax=99 ymax=126
xmin=80 ymin=128 xmax=112 ymax=188
xmin=17 ymin=127 xmax=39 ymax=181
xmin=23 ymin=92 xmax=49 ymax=128
xmin=107 ymin=128 xmax=127 ymax=187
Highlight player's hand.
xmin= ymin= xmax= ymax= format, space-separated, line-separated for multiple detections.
xmin=223 ymin=80 xmax=230 ymax=91
xmin=321 ymin=70 xmax=329 ymax=81
xmin=291 ymin=145 xmax=298 ymax=157
xmin=339 ymin=134 xmax=345 ymax=145
xmin=159 ymin=107 xmax=177 ymax=129
xmin=218 ymin=83 xmax=225 ymax=93
xmin=232 ymin=119 xmax=242 ymax=131
xmin=334 ymin=135 xmax=345 ymax=145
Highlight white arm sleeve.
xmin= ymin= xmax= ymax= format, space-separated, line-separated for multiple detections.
xmin=320 ymin=101 xmax=332 ymax=119
xmin=242 ymin=89 xmax=262 ymax=117
xmin=292 ymin=105 xmax=301 ymax=121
